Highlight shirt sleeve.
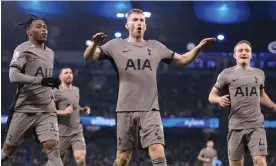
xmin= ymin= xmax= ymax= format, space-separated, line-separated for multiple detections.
xmin=214 ymin=70 xmax=228 ymax=91
xmin=9 ymin=49 xmax=27 ymax=70
xmin=154 ymin=41 xmax=175 ymax=64
xmin=98 ymin=39 xmax=117 ymax=61
xmin=198 ymin=149 xmax=204 ymax=157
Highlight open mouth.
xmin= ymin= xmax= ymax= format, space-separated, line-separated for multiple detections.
xmin=41 ymin=34 xmax=47 ymax=38
xmin=240 ymin=57 xmax=248 ymax=59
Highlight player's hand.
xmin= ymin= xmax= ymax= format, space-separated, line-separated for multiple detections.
xmin=64 ymin=105 xmax=73 ymax=115
xmin=82 ymin=106 xmax=91 ymax=115
xmin=92 ymin=32 xmax=107 ymax=44
xmin=196 ymin=38 xmax=216 ymax=51
xmin=219 ymin=95 xmax=230 ymax=108
xmin=205 ymin=158 xmax=210 ymax=162
xmin=41 ymin=77 xmax=61 ymax=89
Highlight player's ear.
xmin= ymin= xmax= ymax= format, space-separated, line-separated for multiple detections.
xmin=233 ymin=52 xmax=237 ymax=59
xmin=59 ymin=72 xmax=62 ymax=81
xmin=27 ymin=29 xmax=31 ymax=36
xmin=125 ymin=22 xmax=129 ymax=30
xmin=144 ymin=23 xmax=147 ymax=31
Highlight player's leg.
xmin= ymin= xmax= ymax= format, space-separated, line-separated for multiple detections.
xmin=114 ymin=150 xmax=133 ymax=166
xmin=1 ymin=112 xmax=36 ymax=163
xmin=73 ymin=150 xmax=86 ymax=166
xmin=253 ymin=156 xmax=266 ymax=166
xmin=148 ymin=144 xmax=166 ymax=166
xmin=113 ymin=112 xmax=134 ymax=166
xmin=36 ymin=112 xmax=63 ymax=166
xmin=228 ymin=130 xmax=246 ymax=166
xmin=140 ymin=111 xmax=167 ymax=166
xmin=58 ymin=135 xmax=71 ymax=162
xmin=1 ymin=144 xmax=18 ymax=163
xmin=229 ymin=158 xmax=244 ymax=166
xmin=71 ymin=132 xmax=86 ymax=166
xmin=248 ymin=128 xmax=267 ymax=166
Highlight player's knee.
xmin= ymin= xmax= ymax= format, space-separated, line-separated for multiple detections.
xmin=43 ymin=140 xmax=58 ymax=152
xmin=229 ymin=159 xmax=243 ymax=166
xmin=149 ymin=144 xmax=165 ymax=159
xmin=254 ymin=156 xmax=266 ymax=166
xmin=116 ymin=150 xmax=132 ymax=166
xmin=75 ymin=153 xmax=85 ymax=164
xmin=2 ymin=143 xmax=18 ymax=156
xmin=118 ymin=153 xmax=130 ymax=164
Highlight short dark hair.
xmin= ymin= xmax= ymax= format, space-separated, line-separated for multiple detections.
xmin=59 ymin=66 xmax=73 ymax=74
xmin=234 ymin=40 xmax=252 ymax=52
xmin=17 ymin=14 xmax=48 ymax=30
xmin=127 ymin=9 xmax=144 ymax=18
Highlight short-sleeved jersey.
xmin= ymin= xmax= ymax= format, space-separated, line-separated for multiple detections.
xmin=53 ymin=86 xmax=83 ymax=136
xmin=99 ymin=38 xmax=174 ymax=112
xmin=214 ymin=66 xmax=265 ymax=129
xmin=10 ymin=41 xmax=55 ymax=112
xmin=198 ymin=148 xmax=217 ymax=166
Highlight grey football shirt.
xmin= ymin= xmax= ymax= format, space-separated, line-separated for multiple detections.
xmin=53 ymin=85 xmax=83 ymax=136
xmin=214 ymin=66 xmax=265 ymax=129
xmin=99 ymin=38 xmax=174 ymax=112
xmin=9 ymin=41 xmax=55 ymax=112
xmin=198 ymin=148 xmax=217 ymax=166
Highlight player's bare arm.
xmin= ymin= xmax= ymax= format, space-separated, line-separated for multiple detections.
xmin=208 ymin=87 xmax=230 ymax=108
xmin=172 ymin=38 xmax=216 ymax=67
xmin=84 ymin=32 xmax=107 ymax=61
xmin=197 ymin=155 xmax=210 ymax=162
xmin=56 ymin=105 xmax=73 ymax=116
xmin=260 ymin=88 xmax=276 ymax=111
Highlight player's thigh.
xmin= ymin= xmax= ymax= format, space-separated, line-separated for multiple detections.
xmin=139 ymin=111 xmax=165 ymax=149
xmin=116 ymin=112 xmax=135 ymax=151
xmin=5 ymin=112 xmax=36 ymax=146
xmin=35 ymin=112 xmax=59 ymax=144
xmin=227 ymin=130 xmax=246 ymax=161
xmin=71 ymin=132 xmax=86 ymax=152
xmin=248 ymin=128 xmax=268 ymax=158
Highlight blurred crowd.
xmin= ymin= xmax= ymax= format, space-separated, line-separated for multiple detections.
xmin=1 ymin=128 xmax=276 ymax=166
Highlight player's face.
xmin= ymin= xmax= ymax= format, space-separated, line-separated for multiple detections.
xmin=27 ymin=20 xmax=48 ymax=43
xmin=234 ymin=43 xmax=252 ymax=67
xmin=207 ymin=141 xmax=214 ymax=148
xmin=60 ymin=68 xmax=73 ymax=84
xmin=125 ymin=13 xmax=146 ymax=39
